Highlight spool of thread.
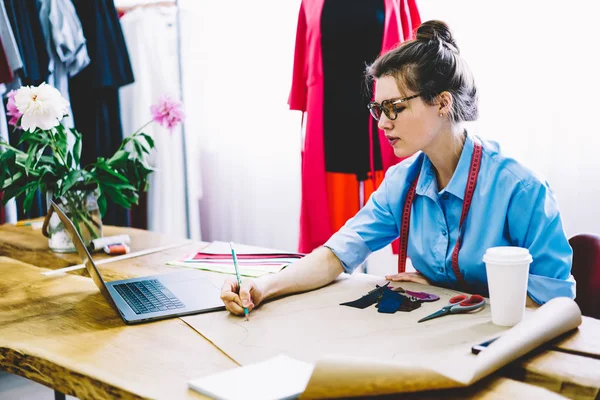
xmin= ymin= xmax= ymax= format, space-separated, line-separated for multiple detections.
xmin=90 ymin=235 xmax=131 ymax=251
xmin=104 ymin=243 xmax=130 ymax=255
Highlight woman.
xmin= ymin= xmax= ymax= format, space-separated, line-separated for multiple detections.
xmin=221 ymin=20 xmax=575 ymax=316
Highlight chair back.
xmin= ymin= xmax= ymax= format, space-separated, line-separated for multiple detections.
xmin=569 ymin=234 xmax=600 ymax=319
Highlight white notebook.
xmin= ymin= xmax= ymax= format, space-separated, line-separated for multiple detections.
xmin=188 ymin=355 xmax=314 ymax=400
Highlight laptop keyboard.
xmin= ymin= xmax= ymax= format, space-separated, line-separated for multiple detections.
xmin=114 ymin=279 xmax=186 ymax=315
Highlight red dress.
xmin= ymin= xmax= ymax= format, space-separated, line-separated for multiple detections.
xmin=289 ymin=0 xmax=421 ymax=253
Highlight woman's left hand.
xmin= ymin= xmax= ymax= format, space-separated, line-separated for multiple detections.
xmin=385 ymin=271 xmax=431 ymax=285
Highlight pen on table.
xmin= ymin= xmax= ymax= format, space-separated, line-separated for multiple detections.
xmin=230 ymin=242 xmax=249 ymax=320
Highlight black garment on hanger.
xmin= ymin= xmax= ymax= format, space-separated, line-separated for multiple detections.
xmin=69 ymin=0 xmax=135 ymax=227
xmin=321 ymin=0 xmax=385 ymax=180
xmin=70 ymin=0 xmax=134 ymax=89
xmin=3 ymin=0 xmax=49 ymax=85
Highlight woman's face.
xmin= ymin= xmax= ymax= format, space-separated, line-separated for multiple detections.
xmin=373 ymin=76 xmax=442 ymax=158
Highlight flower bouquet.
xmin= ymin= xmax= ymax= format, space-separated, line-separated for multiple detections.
xmin=0 ymin=83 xmax=184 ymax=252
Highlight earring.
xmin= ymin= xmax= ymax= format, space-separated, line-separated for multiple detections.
xmin=439 ymin=113 xmax=443 ymax=117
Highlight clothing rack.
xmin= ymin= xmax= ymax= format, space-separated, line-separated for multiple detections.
xmin=115 ymin=1 xmax=175 ymax=14
xmin=175 ymin=0 xmax=191 ymax=239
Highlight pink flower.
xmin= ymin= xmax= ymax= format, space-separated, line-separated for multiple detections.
xmin=6 ymin=90 xmax=22 ymax=127
xmin=150 ymin=95 xmax=185 ymax=133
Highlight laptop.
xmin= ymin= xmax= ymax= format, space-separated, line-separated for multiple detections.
xmin=49 ymin=200 xmax=226 ymax=324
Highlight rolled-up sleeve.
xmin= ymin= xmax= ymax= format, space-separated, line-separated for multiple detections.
xmin=507 ymin=180 xmax=575 ymax=304
xmin=324 ymin=173 xmax=401 ymax=274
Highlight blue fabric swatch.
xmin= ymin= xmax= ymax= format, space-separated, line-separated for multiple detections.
xmin=377 ymin=288 xmax=404 ymax=313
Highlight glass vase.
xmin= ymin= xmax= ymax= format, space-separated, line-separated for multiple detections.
xmin=45 ymin=186 xmax=103 ymax=253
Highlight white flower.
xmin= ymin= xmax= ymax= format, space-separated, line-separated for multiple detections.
xmin=14 ymin=83 xmax=70 ymax=132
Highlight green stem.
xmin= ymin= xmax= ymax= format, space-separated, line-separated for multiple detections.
xmin=61 ymin=191 xmax=101 ymax=242
xmin=0 ymin=141 xmax=26 ymax=155
xmin=49 ymin=127 xmax=69 ymax=169
xmin=103 ymin=119 xmax=153 ymax=167
xmin=77 ymin=210 xmax=100 ymax=240
xmin=129 ymin=119 xmax=153 ymax=138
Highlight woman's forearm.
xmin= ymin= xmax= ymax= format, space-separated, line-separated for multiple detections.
xmin=260 ymin=247 xmax=344 ymax=301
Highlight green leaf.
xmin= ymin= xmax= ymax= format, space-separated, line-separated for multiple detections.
xmin=53 ymin=125 xmax=69 ymax=155
xmin=0 ymin=141 xmax=24 ymax=154
xmin=139 ymin=132 xmax=155 ymax=149
xmin=108 ymin=181 xmax=137 ymax=191
xmin=0 ymin=149 xmax=16 ymax=171
xmin=1 ymin=171 xmax=23 ymax=190
xmin=66 ymin=152 xmax=73 ymax=169
xmin=97 ymin=187 xmax=107 ymax=217
xmin=96 ymin=162 xmax=130 ymax=183
xmin=107 ymin=150 xmax=129 ymax=166
xmin=137 ymin=139 xmax=151 ymax=154
xmin=33 ymin=145 xmax=48 ymax=168
xmin=72 ymin=130 xmax=82 ymax=167
xmin=4 ymin=177 xmax=30 ymax=203
xmin=59 ymin=170 xmax=85 ymax=197
xmin=39 ymin=155 xmax=55 ymax=165
xmin=25 ymin=144 xmax=39 ymax=174
xmin=23 ymin=185 xmax=38 ymax=212
xmin=102 ymin=186 xmax=133 ymax=209
xmin=132 ymin=141 xmax=144 ymax=159
xmin=36 ymin=168 xmax=56 ymax=192
xmin=17 ymin=129 xmax=37 ymax=145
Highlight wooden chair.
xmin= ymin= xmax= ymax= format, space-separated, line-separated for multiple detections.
xmin=569 ymin=234 xmax=600 ymax=319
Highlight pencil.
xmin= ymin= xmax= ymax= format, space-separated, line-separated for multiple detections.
xmin=230 ymin=242 xmax=249 ymax=320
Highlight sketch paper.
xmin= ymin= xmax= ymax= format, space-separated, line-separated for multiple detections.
xmin=181 ymin=274 xmax=581 ymax=398
xmin=188 ymin=355 xmax=313 ymax=400
xmin=182 ymin=274 xmax=506 ymax=365
xmin=166 ymin=241 xmax=299 ymax=277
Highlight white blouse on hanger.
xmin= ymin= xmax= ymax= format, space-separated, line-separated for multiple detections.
xmin=119 ymin=5 xmax=188 ymax=239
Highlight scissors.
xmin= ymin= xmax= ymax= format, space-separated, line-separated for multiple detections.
xmin=417 ymin=294 xmax=485 ymax=323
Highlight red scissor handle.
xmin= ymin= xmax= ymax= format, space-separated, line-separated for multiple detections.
xmin=449 ymin=294 xmax=467 ymax=304
xmin=449 ymin=294 xmax=485 ymax=306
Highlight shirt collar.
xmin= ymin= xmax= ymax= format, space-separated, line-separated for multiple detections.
xmin=415 ymin=131 xmax=475 ymax=201
xmin=415 ymin=154 xmax=436 ymax=199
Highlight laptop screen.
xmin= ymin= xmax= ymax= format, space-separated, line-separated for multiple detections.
xmin=49 ymin=201 xmax=119 ymax=311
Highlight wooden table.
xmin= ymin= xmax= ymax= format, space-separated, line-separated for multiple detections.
xmin=1 ymin=224 xmax=599 ymax=400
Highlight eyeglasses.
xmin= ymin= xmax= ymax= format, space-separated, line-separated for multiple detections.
xmin=367 ymin=94 xmax=421 ymax=121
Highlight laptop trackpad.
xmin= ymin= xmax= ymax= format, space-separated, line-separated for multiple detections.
xmin=162 ymin=273 xmax=223 ymax=308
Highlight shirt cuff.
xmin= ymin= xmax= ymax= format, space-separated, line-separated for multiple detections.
xmin=324 ymin=226 xmax=372 ymax=274
xmin=67 ymin=46 xmax=90 ymax=77
xmin=528 ymin=273 xmax=576 ymax=305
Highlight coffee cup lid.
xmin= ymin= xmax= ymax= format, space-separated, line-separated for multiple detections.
xmin=483 ymin=246 xmax=532 ymax=265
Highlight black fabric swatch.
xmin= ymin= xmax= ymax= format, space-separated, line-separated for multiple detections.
xmin=398 ymin=294 xmax=422 ymax=312
xmin=340 ymin=282 xmax=389 ymax=309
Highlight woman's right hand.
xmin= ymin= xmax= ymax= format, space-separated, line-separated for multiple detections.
xmin=220 ymin=278 xmax=266 ymax=316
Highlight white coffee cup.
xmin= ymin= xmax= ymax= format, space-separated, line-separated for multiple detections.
xmin=483 ymin=246 xmax=532 ymax=326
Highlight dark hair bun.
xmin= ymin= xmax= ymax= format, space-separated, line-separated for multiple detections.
xmin=416 ymin=20 xmax=459 ymax=54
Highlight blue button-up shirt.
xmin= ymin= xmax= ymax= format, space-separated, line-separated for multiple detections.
xmin=325 ymin=132 xmax=575 ymax=304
